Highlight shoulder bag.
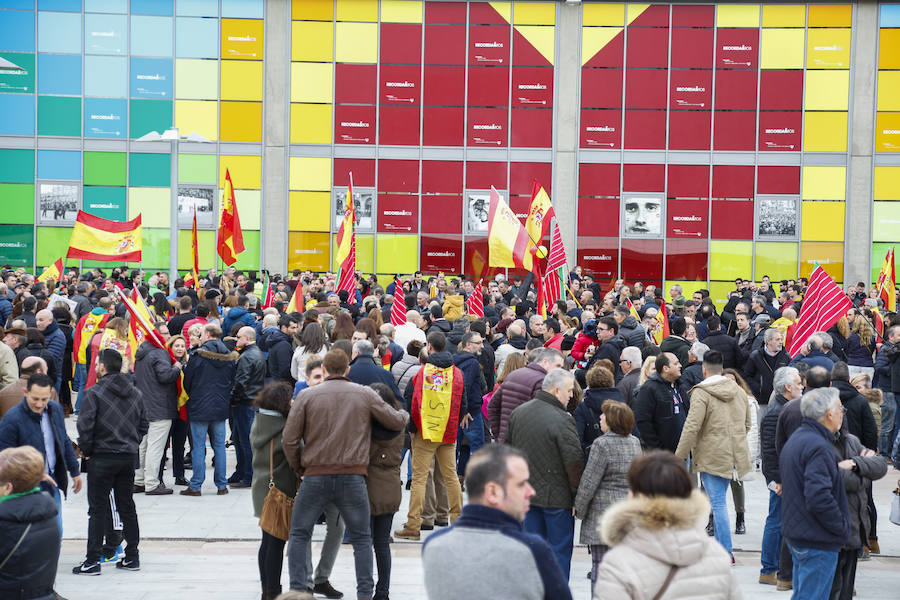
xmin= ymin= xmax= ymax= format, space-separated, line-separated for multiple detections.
xmin=258 ymin=440 xmax=295 ymax=541
xmin=651 ymin=564 xmax=679 ymax=600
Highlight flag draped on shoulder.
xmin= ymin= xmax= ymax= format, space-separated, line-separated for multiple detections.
xmin=390 ymin=277 xmax=407 ymax=326
xmin=465 ymin=280 xmax=484 ymax=318
xmin=876 ymin=247 xmax=896 ymax=312
xmin=786 ymin=264 xmax=852 ymax=357
xmin=37 ymin=258 xmax=63 ymax=284
xmin=336 ymin=173 xmax=357 ymax=302
xmin=525 ymin=180 xmax=554 ymax=246
xmin=487 ymin=187 xmax=534 ymax=272
xmin=74 ymin=310 xmax=109 ymax=365
xmin=217 ymin=168 xmax=245 ymax=266
xmin=67 ymin=211 xmax=142 ymax=262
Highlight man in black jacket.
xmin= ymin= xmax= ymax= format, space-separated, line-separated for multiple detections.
xmin=703 ymin=315 xmax=746 ymax=370
xmin=453 ymin=331 xmax=485 ymax=476
xmin=831 ymin=361 xmax=878 ymax=451
xmin=744 ymin=328 xmax=791 ymax=405
xmin=634 ymin=352 xmax=687 ymax=452
xmin=266 ymin=314 xmax=298 ymax=385
xmin=229 ymin=326 xmax=266 ymax=488
xmin=348 ymin=340 xmax=403 ymax=400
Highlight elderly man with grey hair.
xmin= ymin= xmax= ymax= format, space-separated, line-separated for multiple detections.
xmin=616 ymin=346 xmax=643 ymax=406
xmin=36 ymin=308 xmax=66 ymax=393
xmin=347 ymin=339 xmax=403 ymax=400
xmin=680 ymin=341 xmax=709 ymax=390
xmin=791 ymin=334 xmax=835 ymax=372
xmin=506 ymin=367 xmax=584 ymax=580
xmin=779 ymin=388 xmax=851 ymax=599
xmin=495 ymin=322 xmax=528 ymax=375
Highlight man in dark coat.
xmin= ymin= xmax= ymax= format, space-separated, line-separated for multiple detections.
xmin=612 ymin=304 xmax=646 ymax=349
xmin=469 ymin=320 xmax=495 ymax=391
xmin=634 ymin=352 xmax=688 ymax=452
xmin=487 ymin=348 xmax=565 ymax=443
xmin=266 ymin=314 xmax=298 ymax=385
xmin=744 ymin=328 xmax=791 ymax=405
xmin=831 ymin=362 xmax=878 ymax=451
xmin=791 ymin=335 xmax=835 ymax=372
xmin=222 ymin=294 xmax=256 ymax=336
xmin=659 ymin=317 xmax=692 ymax=368
xmin=679 ymin=342 xmax=707 ymax=391
xmin=36 ymin=309 xmax=65 ymax=393
xmin=228 ymin=326 xmax=266 ymax=488
xmin=348 ymin=340 xmax=403 ymax=400
xmin=702 ymin=315 xmax=746 ymax=370
xmin=453 ymin=331 xmax=486 ymax=475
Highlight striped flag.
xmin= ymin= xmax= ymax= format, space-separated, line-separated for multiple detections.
xmin=390 ymin=277 xmax=407 ymax=326
xmin=786 ymin=264 xmax=852 ymax=357
xmin=487 ymin=187 xmax=535 ymax=272
xmin=261 ymin=272 xmax=274 ymax=309
xmin=542 ymin=220 xmax=567 ymax=305
xmin=336 ymin=173 xmax=357 ymax=303
xmin=66 ymin=211 xmax=142 ymax=262
xmin=37 ymin=258 xmax=64 ymax=285
xmin=465 ymin=279 xmax=484 ymax=318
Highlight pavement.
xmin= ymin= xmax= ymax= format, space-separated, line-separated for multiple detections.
xmin=54 ymin=418 xmax=900 ymax=599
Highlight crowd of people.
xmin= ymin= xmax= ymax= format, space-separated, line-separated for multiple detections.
xmin=0 ymin=263 xmax=898 ymax=600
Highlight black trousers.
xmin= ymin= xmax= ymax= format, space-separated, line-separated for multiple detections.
xmin=258 ymin=529 xmax=286 ymax=591
xmin=371 ymin=512 xmax=394 ymax=600
xmin=86 ymin=454 xmax=139 ymax=564
xmin=779 ymin=538 xmax=793 ymax=581
xmin=829 ymin=548 xmax=858 ymax=600
xmin=170 ymin=419 xmax=192 ymax=479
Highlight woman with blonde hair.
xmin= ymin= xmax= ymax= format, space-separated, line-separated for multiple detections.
xmin=85 ymin=316 xmax=131 ymax=389
xmin=847 ymin=316 xmax=876 ymax=379
xmin=638 ymin=355 xmax=656 ymax=385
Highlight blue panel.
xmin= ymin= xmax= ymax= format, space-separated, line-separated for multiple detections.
xmin=222 ymin=0 xmax=262 ymax=19
xmin=883 ymin=5 xmax=900 ymax=28
xmin=37 ymin=150 xmax=81 ymax=180
xmin=175 ymin=17 xmax=218 ymax=58
xmin=37 ymin=53 xmax=81 ymax=95
xmin=130 ymin=0 xmax=172 ymax=16
xmin=0 ymin=10 xmax=35 ymax=52
xmin=176 ymin=0 xmax=216 ymax=17
xmin=84 ymin=55 xmax=127 ymax=97
xmin=0 ymin=2 xmax=35 ymax=8
xmin=130 ymin=57 xmax=173 ymax=98
xmin=131 ymin=15 xmax=173 ymax=56
xmin=83 ymin=97 xmax=126 ymax=138
xmin=0 ymin=94 xmax=35 ymax=135
xmin=37 ymin=11 xmax=81 ymax=53
xmin=85 ymin=0 xmax=126 ymax=12
xmin=85 ymin=13 xmax=127 ymax=54
xmin=39 ymin=0 xmax=80 ymax=11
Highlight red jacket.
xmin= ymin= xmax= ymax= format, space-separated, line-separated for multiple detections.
xmin=570 ymin=332 xmax=598 ymax=361
xmin=410 ymin=353 xmax=464 ymax=444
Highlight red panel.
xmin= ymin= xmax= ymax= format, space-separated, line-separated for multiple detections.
xmin=671 ymin=27 xmax=714 ymax=68
xmin=469 ymin=3 xmax=509 ymax=25
xmin=669 ymin=70 xmax=712 ymax=109
xmin=578 ymin=163 xmax=620 ymax=197
xmin=713 ymin=111 xmax=756 ymax=151
xmin=510 ymin=108 xmax=552 ymax=148
xmin=466 ymin=161 xmax=507 ymax=190
xmin=512 ymin=26 xmax=551 ymax=67
xmin=469 ymin=25 xmax=510 ymax=66
xmin=334 ymin=64 xmax=377 ymax=104
xmin=380 ymin=24 xmax=422 ymax=64
xmin=578 ymin=198 xmax=619 ymax=237
xmin=667 ymin=199 xmax=709 ymax=238
xmin=510 ymin=162 xmax=552 ymax=197
xmin=712 ymin=166 xmax=754 ymax=198
xmin=760 ymin=70 xmax=803 ymax=110
xmin=757 ymin=166 xmax=801 ymax=195
xmin=467 ymin=65 xmax=510 ymax=106
xmin=333 ymin=105 xmax=376 ymax=145
xmin=711 ymin=199 xmax=754 ymax=239
xmin=581 ymin=68 xmax=623 ymax=109
xmin=758 ymin=111 xmax=801 ymax=152
xmin=580 ymin=109 xmax=621 ymax=149
xmin=422 ymin=161 xmax=462 ymax=194
xmin=665 ymin=239 xmax=708 ymax=281
xmin=667 ymin=165 xmax=709 ymax=198
xmin=668 ymin=110 xmax=711 ymax=150
xmin=623 ymin=164 xmax=664 ymax=193
xmin=464 ymin=236 xmax=504 ymax=280
xmin=621 ymin=239 xmax=663 ymax=283
xmin=583 ymin=30 xmax=624 ymax=68
xmin=629 ymin=4 xmax=670 ymax=27
xmin=424 ymin=25 xmax=466 ymax=65
xmin=422 ymin=106 xmax=464 ymax=146
xmin=512 ymin=67 xmax=553 ymax=108
xmin=507 ymin=195 xmax=531 ymax=223
xmin=423 ymin=65 xmax=465 ymax=105
xmin=378 ymin=160 xmax=419 ymax=193
xmin=467 ymin=107 xmax=508 ymax=147
xmin=672 ymin=5 xmax=714 ymax=27
xmin=334 ymin=159 xmax=375 ymax=187
xmin=626 ymin=27 xmax=669 ymax=68
xmin=577 ymin=237 xmax=619 ymax=278
xmin=624 ymin=110 xmax=666 ymax=150
xmin=421 ymin=235 xmax=462 ymax=273
xmin=377 ymin=194 xmax=418 ymax=234
xmin=625 ymin=68 xmax=668 ymax=109
xmin=716 ymin=28 xmax=758 ymax=69
xmin=378 ymin=105 xmax=420 ymax=146
xmin=380 ymin=65 xmax=420 ymax=105
xmin=425 ymin=1 xmax=466 ymax=24
xmin=421 ymin=194 xmax=462 ymax=234
xmin=714 ymin=69 xmax=757 ymax=110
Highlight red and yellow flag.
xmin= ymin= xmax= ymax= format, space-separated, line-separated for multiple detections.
xmin=876 ymin=247 xmax=896 ymax=312
xmin=73 ymin=310 xmax=109 ymax=364
xmin=217 ymin=168 xmax=245 ymax=266
xmin=190 ymin=206 xmax=199 ymax=285
xmin=465 ymin=280 xmax=485 ymax=318
xmin=36 ymin=258 xmax=63 ymax=284
xmin=66 ymin=211 xmax=142 ymax=262
xmin=286 ymin=287 xmax=304 ymax=314
xmin=651 ymin=301 xmax=671 ymax=346
xmin=487 ymin=187 xmax=535 ymax=272
xmin=335 ymin=172 xmax=357 ymax=302
xmin=525 ymin=180 xmax=555 ymax=246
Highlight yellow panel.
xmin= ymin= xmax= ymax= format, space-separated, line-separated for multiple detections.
xmin=290 ymin=62 xmax=333 ymax=103
xmin=220 ymin=101 xmax=262 ymax=142
xmin=800 ymin=242 xmax=843 ymax=283
xmin=128 ymin=187 xmax=170 ymax=227
xmin=880 ymin=30 xmax=900 ymax=70
xmin=332 ymin=233 xmax=373 ymax=272
xmin=288 ymin=232 xmax=331 ymax=272
xmin=335 ymin=22 xmax=377 ymax=63
xmin=177 ymin=230 xmax=215 ymax=271
xmin=292 ymin=0 xmax=333 ymax=21
xmin=582 ymin=27 xmax=623 ymax=67
xmin=803 ymin=112 xmax=848 ymax=152
xmin=221 ymin=19 xmax=264 ymax=60
xmin=801 ymin=201 xmax=845 ymax=241
xmin=514 ymin=25 xmax=554 ymax=65
xmin=336 ymin=0 xmax=377 ymax=22
xmin=175 ymin=59 xmax=218 ymax=100
xmin=806 ymin=29 xmax=851 ymax=69
xmin=583 ymin=3 xmax=624 ymax=26
xmin=761 ymin=5 xmax=805 ymax=27
xmin=716 ymin=4 xmax=760 ymax=28
xmin=513 ymin=2 xmax=555 ymax=25
xmin=663 ymin=280 xmax=704 ymax=304
xmin=291 ymin=21 xmax=334 ymax=62
xmin=874 ymin=167 xmax=900 ymax=200
xmin=289 ymin=191 xmax=331 ymax=231
xmin=381 ymin=0 xmax=422 ymax=23
xmin=755 ymin=242 xmax=798 ymax=281
xmin=220 ymin=61 xmax=262 ymax=101
xmin=489 ymin=2 xmax=512 ymax=23
xmin=760 ymin=29 xmax=804 ymax=69
xmin=710 ymin=240 xmax=753 ymax=281
xmin=876 ymin=113 xmax=900 ymax=152
xmin=804 ymin=70 xmax=849 ymax=111
xmin=877 ymin=71 xmax=900 ymax=111
xmin=234 ymin=189 xmax=260 ymax=230
xmin=802 ymin=166 xmax=846 ymax=200
xmin=290 ymin=103 xmax=333 ymax=144
xmin=376 ymin=235 xmax=419 ymax=274
xmin=808 ymin=4 xmax=852 ymax=28
xmin=289 ymin=156 xmax=332 ymax=191
xmin=219 ymin=155 xmax=262 ymax=189
xmin=174 ymin=100 xmax=218 ymax=141
xmin=708 ymin=281 xmax=735 ymax=313
xmin=626 ymin=4 xmax=650 ymax=25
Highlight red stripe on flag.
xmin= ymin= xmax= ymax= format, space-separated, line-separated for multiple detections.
xmin=465 ymin=280 xmax=485 ymax=318
xmin=75 ymin=210 xmax=142 ymax=233
xmin=786 ymin=265 xmax=852 ymax=357
xmin=390 ymin=277 xmax=407 ymax=326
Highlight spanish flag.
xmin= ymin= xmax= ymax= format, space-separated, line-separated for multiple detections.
xmin=66 ymin=211 xmax=142 ymax=262
xmin=190 ymin=206 xmax=199 ymax=286
xmin=487 ymin=187 xmax=534 ymax=272
xmin=525 ymin=180 xmax=554 ymax=246
xmin=36 ymin=258 xmax=63 ymax=284
xmin=217 ymin=168 xmax=245 ymax=266
xmin=286 ymin=287 xmax=304 ymax=314
xmin=335 ymin=172 xmax=357 ymax=301
xmin=876 ymin=247 xmax=896 ymax=312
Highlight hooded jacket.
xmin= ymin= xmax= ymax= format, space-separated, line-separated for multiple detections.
xmin=39 ymin=321 xmax=65 ymax=386
xmin=573 ymin=386 xmax=623 ymax=452
xmin=659 ymin=335 xmax=692 ymax=368
xmin=442 ymin=294 xmax=464 ymax=322
xmin=77 ymin=372 xmax=149 ymax=456
xmin=231 ymin=342 xmax=266 ymax=406
xmin=488 ymin=362 xmax=547 ymax=444
xmin=615 ymin=316 xmax=646 ymax=349
xmin=134 ymin=341 xmax=181 ymax=421
xmin=391 ymin=352 xmax=421 ymax=399
xmin=634 ymin=373 xmax=690 ymax=452
xmin=410 ymin=352 xmax=465 ymax=443
xmin=0 ymin=489 xmax=60 ymax=600
xmin=494 ymin=336 xmax=527 ymax=374
xmin=265 ymin=329 xmax=295 ymax=384
xmin=184 ymin=339 xmax=239 ymax=422
xmin=832 ymin=379 xmax=879 ymax=450
xmin=702 ymin=329 xmax=747 ymax=369
xmin=453 ymin=351 xmax=484 ymax=417
xmin=222 ymin=306 xmax=255 ymax=337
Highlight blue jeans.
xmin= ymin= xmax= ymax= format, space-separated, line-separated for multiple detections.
xmin=760 ymin=488 xmax=781 ymax=574
xmin=287 ymin=475 xmax=374 ymax=598
xmin=52 ymin=484 xmax=63 ymax=537
xmin=399 ymin=446 xmax=412 ymax=481
xmin=188 ymin=420 xmax=227 ymax=491
xmin=73 ymin=363 xmax=87 ymax=413
xmin=789 ymin=545 xmax=838 ymax=599
xmin=880 ymin=392 xmax=896 ymax=455
xmin=456 ymin=412 xmax=485 ymax=476
xmin=230 ymin=405 xmax=255 ymax=484
xmin=523 ymin=505 xmax=575 ymax=580
xmin=700 ymin=472 xmax=732 ymax=556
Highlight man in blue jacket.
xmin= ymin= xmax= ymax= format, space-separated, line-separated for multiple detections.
xmin=779 ymin=387 xmax=851 ymax=599
xmin=36 ymin=309 xmax=65 ymax=393
xmin=221 ymin=294 xmax=256 ymax=336
xmin=453 ymin=331 xmax=485 ymax=478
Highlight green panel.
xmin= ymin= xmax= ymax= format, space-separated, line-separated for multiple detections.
xmin=178 ymin=153 xmax=217 ymax=184
xmin=83 ymin=186 xmax=127 ymax=221
xmin=129 ymin=153 xmax=171 ymax=187
xmin=37 ymin=96 xmax=81 ymax=137
xmin=0 ymin=149 xmax=34 ymax=183
xmin=0 ymin=184 xmax=35 ymax=224
xmin=35 ymin=226 xmax=72 ymax=267
xmin=139 ymin=228 xmax=172 ymax=270
xmin=872 ymin=243 xmax=895 ymax=286
xmin=230 ymin=230 xmax=260 ymax=270
xmin=0 ymin=52 xmax=35 ymax=93
xmin=83 ymin=152 xmax=127 ymax=186
xmin=0 ymin=225 xmax=34 ymax=267
xmin=129 ymin=99 xmax=173 ymax=139
xmin=177 ymin=229 xmax=215 ymax=270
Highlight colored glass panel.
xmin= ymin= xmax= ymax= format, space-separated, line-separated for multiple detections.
xmin=621 ymin=239 xmax=663 ymax=283
xmin=85 ymin=13 xmax=127 ymax=54
xmin=716 ymin=28 xmax=759 ymax=69
xmin=178 ymin=154 xmax=216 ymax=184
xmin=582 ymin=27 xmax=624 ymax=68
xmin=289 ymin=157 xmax=331 ymax=191
xmin=0 ymin=10 xmax=34 ymax=53
xmin=874 ymin=167 xmax=900 ymax=200
xmin=220 ymin=101 xmax=262 ymax=141
xmin=0 ymin=149 xmax=35 ymax=183
xmin=420 ymin=235 xmax=462 ymax=273
xmin=128 ymin=187 xmax=170 ymax=226
xmin=221 ymin=18 xmax=263 ymax=60
xmin=805 ymin=70 xmax=849 ymax=110
xmin=37 ymin=96 xmax=81 ymax=136
xmin=334 ymin=104 xmax=376 ymax=145
xmin=222 ymin=0 xmax=263 ymax=19
xmin=800 ymin=201 xmax=845 ymax=241
xmin=420 ymin=194 xmax=462 ymax=234
xmin=467 ymin=107 xmax=508 ymax=147
xmin=876 ymin=113 xmax=900 ymax=152
xmin=878 ymin=71 xmax=900 ymax=111
xmin=575 ymin=237 xmax=618 ymax=279
xmin=336 ymin=22 xmax=377 ymax=63
xmin=288 ymin=232 xmax=330 ymax=272
xmin=624 ymin=109 xmax=666 ymax=150
xmin=711 ymin=199 xmax=754 ymax=239
xmin=175 ymin=58 xmax=217 ymax=99
xmin=758 ymin=111 xmax=801 ymax=151
xmin=382 ymin=0 xmax=422 ymax=23
xmin=0 ymin=52 xmax=33 ymax=93
xmin=880 ymin=30 xmax=900 ymax=69
xmin=380 ymin=23 xmax=421 ymax=64
xmin=802 ymin=166 xmax=845 ymax=200
xmin=290 ymin=103 xmax=332 ymax=144
xmin=762 ymin=4 xmax=806 ymax=27
xmin=131 ymin=57 xmax=174 ymax=98
xmin=221 ymin=60 xmax=262 ymax=101
xmin=803 ymin=112 xmax=847 ymax=152
xmin=666 ymin=239 xmax=708 ymax=281
xmin=290 ymin=63 xmax=332 ymax=103
xmin=131 ymin=15 xmax=173 ymax=56
xmin=713 ymin=110 xmax=756 ymax=151
xmin=379 ymin=105 xmax=420 ymax=146
xmin=176 ymin=229 xmax=215 ymax=269
xmin=0 ymin=184 xmax=34 ymax=224
xmin=710 ymin=241 xmax=752 ymax=280
xmin=755 ymin=242 xmax=798 ymax=280
xmin=132 ymin=0 xmax=173 ymax=16
xmin=0 ymin=95 xmax=35 ymax=135
xmin=760 ymin=28 xmax=804 ymax=69
xmin=129 ymin=99 xmax=172 ymax=138
xmin=808 ymin=4 xmax=852 ymax=28
xmin=129 ymin=153 xmax=171 ymax=187
xmin=668 ymin=110 xmax=711 ymax=151
xmin=176 ymin=17 xmax=219 ymax=58
xmin=85 ymin=55 xmax=127 ymax=97
xmin=218 ymin=155 xmax=261 ymax=189
xmin=583 ymin=4 xmax=624 ymax=26
xmin=332 ymin=233 xmax=373 ymax=272
xmin=800 ymin=242 xmax=843 ymax=282
xmin=174 ymin=99 xmax=217 ymax=140
xmin=716 ymin=4 xmax=760 ymax=28
xmin=292 ymin=0 xmax=332 ymax=20
xmin=873 ymin=202 xmax=900 ymax=241
xmin=335 ymin=63 xmax=377 ymax=104
xmin=176 ymin=0 xmax=217 ymax=17
xmin=759 ymin=69 xmax=803 ymax=110
xmin=336 ymin=0 xmax=377 ymax=22
xmin=38 ymin=11 xmax=81 ymax=53
xmin=376 ymin=235 xmax=418 ymax=274
xmin=291 ymin=21 xmax=333 ymax=62
xmin=37 ymin=53 xmax=81 ymax=95
xmin=84 ymin=151 xmax=126 ymax=186
xmin=36 ymin=227 xmax=71 ymax=267
xmin=872 ymin=243 xmax=895 ymax=284
xmin=83 ymin=186 xmax=127 ymax=221
xmin=806 ymin=29 xmax=851 ymax=69
xmin=626 ymin=27 xmax=669 ymax=69
xmin=86 ymin=0 xmax=128 ymax=11
xmin=288 ymin=191 xmax=330 ymax=231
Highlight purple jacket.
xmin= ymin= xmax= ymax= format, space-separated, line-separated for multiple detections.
xmin=487 ymin=363 xmax=547 ymax=443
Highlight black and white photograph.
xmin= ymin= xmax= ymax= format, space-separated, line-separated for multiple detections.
xmin=757 ymin=196 xmax=798 ymax=238
xmin=466 ymin=191 xmax=492 ymax=234
xmin=333 ymin=187 xmax=375 ymax=232
xmin=37 ymin=182 xmax=79 ymax=226
xmin=622 ymin=194 xmax=663 ymax=238
xmin=177 ymin=185 xmax=216 ymax=229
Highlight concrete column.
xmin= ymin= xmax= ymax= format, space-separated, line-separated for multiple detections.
xmin=553 ymin=3 xmax=581 ymax=263
xmin=846 ymin=0 xmax=879 ymax=285
xmin=262 ymin=0 xmax=289 ymax=273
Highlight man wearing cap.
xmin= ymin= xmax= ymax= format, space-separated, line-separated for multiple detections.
xmin=751 ymin=314 xmax=772 ymax=352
